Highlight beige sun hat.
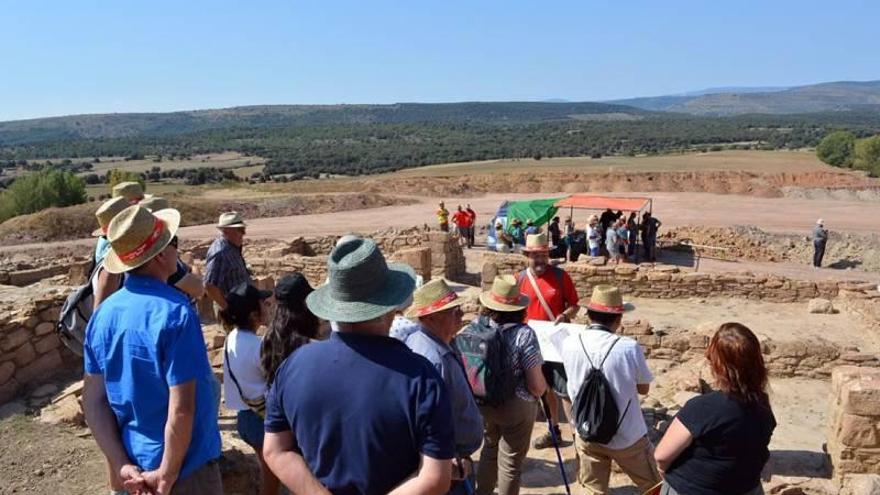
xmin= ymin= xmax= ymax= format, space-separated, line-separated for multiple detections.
xmin=217 ymin=211 xmax=247 ymax=229
xmin=585 ymin=284 xmax=634 ymax=314
xmin=479 ymin=275 xmax=530 ymax=312
xmin=405 ymin=278 xmax=465 ymax=319
xmin=93 ymin=196 xmax=130 ymax=237
xmin=588 ymin=214 xmax=599 ymax=226
xmin=139 ymin=195 xmax=170 ymax=212
xmin=111 ymin=181 xmax=145 ymax=203
xmin=102 ymin=205 xmax=181 ymax=274
xmin=523 ymin=233 xmax=550 ymax=253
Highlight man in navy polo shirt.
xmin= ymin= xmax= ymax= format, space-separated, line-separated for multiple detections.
xmin=263 ymin=239 xmax=455 ymax=495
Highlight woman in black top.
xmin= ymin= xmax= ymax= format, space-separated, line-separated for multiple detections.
xmin=655 ymin=322 xmax=776 ymax=495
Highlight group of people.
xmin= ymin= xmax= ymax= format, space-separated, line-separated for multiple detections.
xmin=81 ymin=183 xmax=775 ymax=495
xmin=438 ymin=202 xmax=478 ymax=249
xmin=512 ymin=234 xmax=775 ymax=495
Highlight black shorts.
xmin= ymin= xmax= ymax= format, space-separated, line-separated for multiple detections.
xmin=542 ymin=361 xmax=569 ymax=398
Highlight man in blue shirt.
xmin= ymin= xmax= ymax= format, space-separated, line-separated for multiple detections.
xmin=82 ymin=205 xmax=222 ymax=495
xmin=405 ymin=279 xmax=484 ymax=495
xmin=263 ymin=238 xmax=455 ymax=495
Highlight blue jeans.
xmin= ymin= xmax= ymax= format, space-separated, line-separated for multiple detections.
xmin=236 ymin=409 xmax=265 ymax=450
xmin=590 ymin=246 xmax=600 ymax=257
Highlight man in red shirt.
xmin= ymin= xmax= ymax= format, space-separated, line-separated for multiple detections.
xmin=517 ymin=233 xmax=580 ymax=450
xmin=452 ymin=205 xmax=472 ymax=248
xmin=465 ymin=204 xmax=477 ymax=249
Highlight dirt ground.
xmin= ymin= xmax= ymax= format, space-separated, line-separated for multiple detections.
xmin=1 ymin=294 xmax=871 ymax=494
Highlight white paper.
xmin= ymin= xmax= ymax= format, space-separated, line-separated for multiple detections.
xmin=527 ymin=319 xmax=587 ymax=363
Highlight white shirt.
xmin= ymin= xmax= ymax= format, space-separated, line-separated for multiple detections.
xmin=586 ymin=226 xmax=601 ymax=248
xmin=222 ymin=328 xmax=268 ymax=411
xmin=562 ymin=325 xmax=653 ymax=450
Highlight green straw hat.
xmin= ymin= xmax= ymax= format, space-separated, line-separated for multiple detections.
xmin=306 ymin=238 xmax=416 ymax=323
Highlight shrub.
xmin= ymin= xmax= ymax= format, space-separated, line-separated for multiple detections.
xmin=106 ymin=168 xmax=146 ymax=191
xmin=816 ymin=131 xmax=856 ymax=167
xmin=0 ymin=168 xmax=87 ymax=222
xmin=854 ymin=135 xmax=880 ymax=177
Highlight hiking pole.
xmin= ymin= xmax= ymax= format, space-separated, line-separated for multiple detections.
xmin=541 ymin=394 xmax=572 ymax=495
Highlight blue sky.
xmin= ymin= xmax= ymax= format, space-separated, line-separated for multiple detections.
xmin=1 ymin=0 xmax=878 ymax=121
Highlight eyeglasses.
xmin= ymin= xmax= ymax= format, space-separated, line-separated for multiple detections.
xmin=169 ymin=236 xmax=179 ymax=249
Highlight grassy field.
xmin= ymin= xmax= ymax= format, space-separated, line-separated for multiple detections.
xmin=84 ymin=151 xmax=266 ymax=175
xmin=387 ymin=149 xmax=828 ymax=178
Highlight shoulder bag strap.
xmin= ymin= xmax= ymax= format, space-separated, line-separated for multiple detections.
xmin=578 ymin=334 xmax=597 ymax=370
xmin=526 ymin=268 xmax=556 ymax=321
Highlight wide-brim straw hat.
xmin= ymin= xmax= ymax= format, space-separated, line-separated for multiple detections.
xmin=306 ymin=238 xmax=416 ymax=323
xmin=139 ymin=195 xmax=170 ymax=212
xmin=523 ymin=233 xmax=550 ymax=253
xmin=588 ymin=214 xmax=599 ymax=225
xmin=111 ymin=181 xmax=145 ymax=203
xmin=480 ymin=275 xmax=530 ymax=312
xmin=585 ymin=284 xmax=635 ymax=314
xmin=103 ymin=205 xmax=181 ymax=274
xmin=217 ymin=211 xmax=247 ymax=229
xmin=92 ymin=196 xmax=130 ymax=237
xmin=405 ymin=278 xmax=465 ymax=319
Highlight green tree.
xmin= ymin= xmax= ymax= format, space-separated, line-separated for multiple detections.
xmin=106 ymin=168 xmax=146 ymax=190
xmin=0 ymin=168 xmax=87 ymax=222
xmin=816 ymin=131 xmax=856 ymax=167
xmin=854 ymin=135 xmax=880 ymax=177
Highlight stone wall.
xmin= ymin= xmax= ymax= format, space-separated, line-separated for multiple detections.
xmin=480 ymin=252 xmax=877 ymax=303
xmin=620 ymin=320 xmax=878 ymax=379
xmin=0 ymin=286 xmax=78 ymax=404
xmin=192 ymin=229 xmax=464 ymax=286
xmin=829 ymin=366 xmax=880 ymax=481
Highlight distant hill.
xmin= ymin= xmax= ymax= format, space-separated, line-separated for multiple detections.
xmin=0 ymin=102 xmax=646 ymax=146
xmin=611 ymin=80 xmax=880 ymax=115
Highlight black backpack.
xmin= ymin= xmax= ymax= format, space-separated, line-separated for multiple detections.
xmin=56 ymin=260 xmax=102 ymax=357
xmin=456 ymin=316 xmax=517 ymax=407
xmin=572 ymin=334 xmax=631 ymax=444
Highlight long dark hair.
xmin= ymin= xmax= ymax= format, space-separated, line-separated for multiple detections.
xmin=260 ymin=274 xmax=320 ymax=385
xmin=706 ymin=322 xmax=770 ymax=406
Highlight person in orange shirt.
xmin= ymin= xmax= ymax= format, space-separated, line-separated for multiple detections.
xmin=465 ymin=204 xmax=477 ymax=249
xmin=516 ymin=233 xmax=580 ymax=450
xmin=452 ymin=205 xmax=472 ymax=248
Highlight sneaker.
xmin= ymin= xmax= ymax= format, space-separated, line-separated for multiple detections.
xmin=532 ymin=425 xmax=568 ymax=449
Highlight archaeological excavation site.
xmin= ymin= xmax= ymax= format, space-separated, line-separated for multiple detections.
xmin=1 ymin=216 xmax=879 ymax=494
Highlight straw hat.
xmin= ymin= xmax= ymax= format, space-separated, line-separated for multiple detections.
xmin=816 ymin=218 xmax=824 ymax=226
xmin=405 ymin=278 xmax=465 ymax=319
xmin=111 ymin=182 xmax=145 ymax=203
xmin=93 ymin=196 xmax=130 ymax=237
xmin=585 ymin=284 xmax=634 ymax=314
xmin=305 ymin=238 xmax=416 ymax=323
xmin=102 ymin=205 xmax=181 ymax=274
xmin=217 ymin=211 xmax=247 ymax=229
xmin=139 ymin=195 xmax=170 ymax=212
xmin=588 ymin=214 xmax=599 ymax=226
xmin=523 ymin=233 xmax=550 ymax=253
xmin=479 ymin=275 xmax=530 ymax=312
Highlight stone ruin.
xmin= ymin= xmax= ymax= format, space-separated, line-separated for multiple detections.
xmin=2 ymin=229 xmax=880 ymax=492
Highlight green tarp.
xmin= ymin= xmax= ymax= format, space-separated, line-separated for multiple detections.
xmin=505 ymin=198 xmax=562 ymax=230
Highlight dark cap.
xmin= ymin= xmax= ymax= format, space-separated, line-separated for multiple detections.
xmin=225 ymin=282 xmax=272 ymax=310
xmin=274 ymin=273 xmax=314 ymax=306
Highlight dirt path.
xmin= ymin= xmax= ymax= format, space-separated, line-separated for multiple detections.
xmin=162 ymin=191 xmax=880 ymax=241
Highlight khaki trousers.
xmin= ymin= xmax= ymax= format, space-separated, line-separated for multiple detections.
xmin=475 ymin=397 xmax=538 ymax=495
xmin=576 ymin=435 xmax=660 ymax=495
